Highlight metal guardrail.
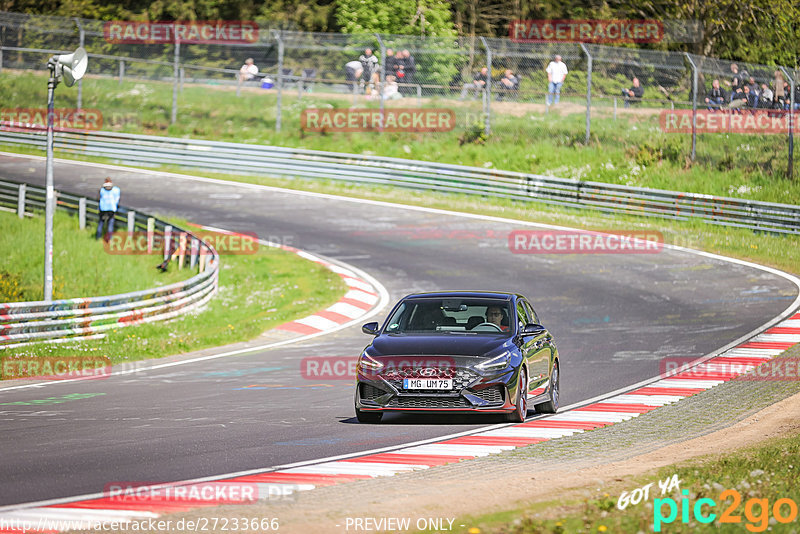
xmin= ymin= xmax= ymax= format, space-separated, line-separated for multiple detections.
xmin=1 ymin=127 xmax=799 ymax=234
xmin=0 ymin=178 xmax=219 ymax=348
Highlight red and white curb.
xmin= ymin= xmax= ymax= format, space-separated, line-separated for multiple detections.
xmin=189 ymin=224 xmax=383 ymax=338
xmin=2 ymin=312 xmax=798 ymax=533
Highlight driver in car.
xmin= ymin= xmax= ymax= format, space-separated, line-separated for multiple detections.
xmin=486 ymin=306 xmax=510 ymax=331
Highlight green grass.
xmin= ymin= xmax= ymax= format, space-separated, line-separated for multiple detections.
xmin=0 ymin=210 xmax=348 ymax=366
xmin=0 ymin=209 xmax=187 ymax=301
xmin=451 ymin=429 xmax=800 ymax=533
xmin=1 ymin=71 xmax=798 ymax=204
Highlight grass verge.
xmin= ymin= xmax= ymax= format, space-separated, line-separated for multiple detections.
xmin=451 ymin=430 xmax=800 ymax=534
xmin=0 ymin=211 xmax=348 ymax=367
xmin=0 ymin=209 xmax=187 ymax=301
xmin=1 ymin=71 xmax=798 ymax=203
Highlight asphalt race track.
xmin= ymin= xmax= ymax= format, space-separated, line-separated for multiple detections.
xmin=1 ymin=153 xmax=797 ymax=506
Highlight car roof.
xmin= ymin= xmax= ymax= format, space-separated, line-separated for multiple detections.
xmin=400 ymin=291 xmax=518 ymax=301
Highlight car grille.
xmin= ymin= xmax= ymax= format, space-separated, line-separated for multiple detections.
xmin=387 ymin=396 xmax=471 ymax=409
xmin=360 ymin=383 xmax=388 ymax=401
xmin=468 ymin=385 xmax=504 ymax=405
xmin=380 ymin=367 xmax=479 ymax=392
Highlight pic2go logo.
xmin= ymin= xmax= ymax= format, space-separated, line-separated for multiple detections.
xmin=654 ymin=489 xmax=799 ymax=532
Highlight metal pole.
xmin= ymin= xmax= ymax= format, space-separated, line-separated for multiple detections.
xmin=44 ymin=60 xmax=58 ymax=302
xmin=273 ymin=30 xmax=284 ymax=133
xmin=375 ymin=34 xmax=386 ymax=126
xmin=685 ymin=53 xmax=698 ymax=162
xmin=78 ymin=197 xmax=85 ymax=229
xmin=580 ymin=43 xmax=592 ymax=144
xmin=74 ymin=18 xmax=84 ymax=111
xmin=17 ymin=183 xmax=26 ymax=218
xmin=480 ymin=37 xmax=491 ymax=136
xmin=780 ymin=67 xmax=794 ymax=180
xmin=119 ymin=59 xmax=125 ymax=85
xmin=127 ymin=210 xmax=135 ymax=234
xmin=171 ymin=40 xmax=180 ymax=125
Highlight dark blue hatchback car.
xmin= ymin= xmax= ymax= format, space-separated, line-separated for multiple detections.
xmin=355 ymin=291 xmax=560 ymax=423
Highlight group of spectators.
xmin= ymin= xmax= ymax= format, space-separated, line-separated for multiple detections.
xmin=704 ymin=64 xmax=799 ymax=112
xmin=344 ymin=48 xmax=418 ymax=99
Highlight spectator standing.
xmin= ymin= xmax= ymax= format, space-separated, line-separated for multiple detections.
xmin=239 ymin=58 xmax=258 ymax=83
xmin=460 ymin=67 xmax=489 ymax=100
xmin=773 ymin=70 xmax=786 ymax=109
xmin=724 ymin=63 xmax=746 ymax=92
xmin=359 ymin=48 xmax=380 ymax=95
xmin=400 ymin=50 xmax=416 ymax=95
xmin=704 ymin=79 xmax=726 ymax=110
xmin=621 ymin=77 xmax=644 ymax=107
xmin=546 ymin=54 xmax=568 ymax=106
xmin=96 ymin=177 xmax=120 ymax=242
xmin=385 ymin=49 xmax=397 ymax=74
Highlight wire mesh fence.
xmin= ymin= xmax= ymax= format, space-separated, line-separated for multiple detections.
xmin=1 ymin=10 xmax=797 ymax=180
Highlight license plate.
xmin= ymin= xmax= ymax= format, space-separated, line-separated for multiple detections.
xmin=403 ymin=378 xmax=453 ymax=390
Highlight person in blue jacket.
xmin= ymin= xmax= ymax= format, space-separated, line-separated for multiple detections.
xmin=97 ymin=177 xmax=120 ymax=241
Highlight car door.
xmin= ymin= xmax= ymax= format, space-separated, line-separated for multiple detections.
xmin=521 ymin=299 xmax=550 ymax=392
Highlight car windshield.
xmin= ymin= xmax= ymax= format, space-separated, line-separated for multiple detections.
xmin=384 ymin=298 xmax=513 ymax=335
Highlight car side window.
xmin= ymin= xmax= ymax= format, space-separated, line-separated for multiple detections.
xmin=516 ymin=301 xmax=529 ymax=329
xmin=523 ymin=301 xmax=538 ymax=324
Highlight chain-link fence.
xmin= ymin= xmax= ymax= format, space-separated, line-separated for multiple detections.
xmin=1 ymin=10 xmax=797 ymax=179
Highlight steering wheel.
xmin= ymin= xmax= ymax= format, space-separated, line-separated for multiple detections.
xmin=473 ymin=322 xmax=503 ymax=332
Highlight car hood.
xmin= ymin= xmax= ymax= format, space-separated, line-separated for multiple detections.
xmin=369 ymin=334 xmax=510 ymax=357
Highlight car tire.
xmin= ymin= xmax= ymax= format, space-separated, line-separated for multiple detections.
xmin=506 ymin=368 xmax=528 ymax=423
xmin=535 ymin=361 xmax=559 ymax=414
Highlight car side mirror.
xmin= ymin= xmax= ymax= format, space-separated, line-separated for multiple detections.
xmin=522 ymin=323 xmax=546 ymax=336
xmin=362 ymin=322 xmax=380 ymax=335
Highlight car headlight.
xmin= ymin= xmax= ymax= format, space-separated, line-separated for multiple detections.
xmin=357 ymin=352 xmax=383 ymax=372
xmin=476 ymin=351 xmax=511 ymax=372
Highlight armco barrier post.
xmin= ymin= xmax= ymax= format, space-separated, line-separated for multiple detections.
xmin=164 ymin=225 xmax=172 ymax=261
xmin=190 ymin=237 xmax=199 ymax=269
xmin=78 ymin=197 xmax=85 ymax=229
xmin=178 ymin=232 xmax=187 ymax=269
xmin=17 ymin=183 xmax=26 ymax=218
xmin=119 ymin=59 xmax=125 ymax=86
xmin=146 ymin=217 xmax=155 ymax=254
xmin=127 ymin=210 xmax=135 ymax=235
xmin=580 ymin=43 xmax=592 ymax=144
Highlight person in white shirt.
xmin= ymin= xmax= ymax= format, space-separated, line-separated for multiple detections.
xmin=545 ymin=54 xmax=568 ymax=106
xmin=239 ymin=58 xmax=258 ymax=82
